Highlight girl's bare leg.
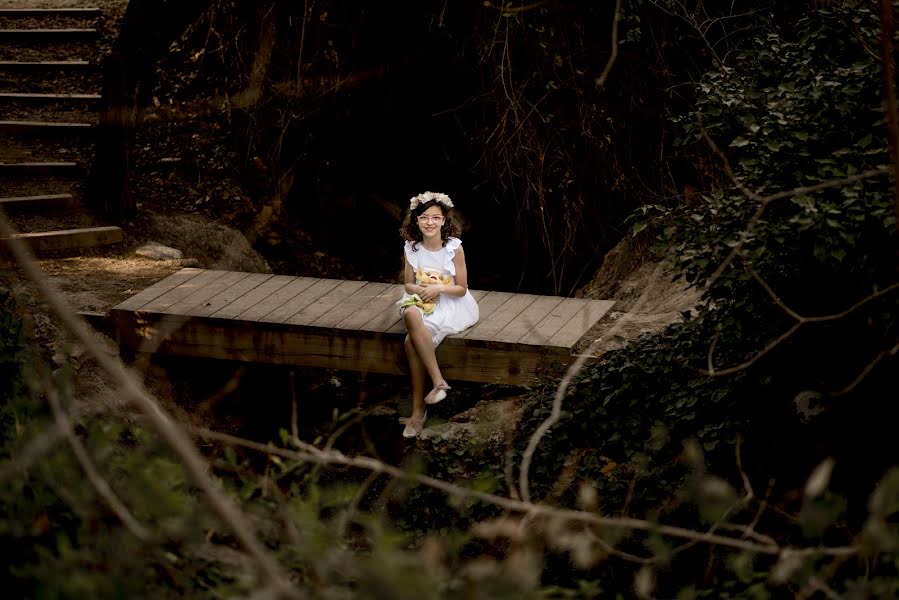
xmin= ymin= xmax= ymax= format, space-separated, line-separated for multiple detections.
xmin=403 ymin=309 xmax=445 ymax=387
xmin=404 ymin=334 xmax=426 ymax=419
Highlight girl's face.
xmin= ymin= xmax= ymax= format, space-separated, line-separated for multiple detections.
xmin=416 ymin=205 xmax=445 ymax=240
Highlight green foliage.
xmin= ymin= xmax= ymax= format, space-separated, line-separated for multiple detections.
xmin=0 ymin=283 xmax=28 ymax=405
xmin=667 ymin=2 xmax=894 ymax=292
xmin=514 ymin=1 xmax=899 ymax=595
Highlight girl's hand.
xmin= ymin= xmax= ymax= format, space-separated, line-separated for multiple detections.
xmin=419 ymin=284 xmax=442 ymax=302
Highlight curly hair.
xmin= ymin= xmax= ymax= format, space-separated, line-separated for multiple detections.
xmin=399 ymin=200 xmax=460 ymax=250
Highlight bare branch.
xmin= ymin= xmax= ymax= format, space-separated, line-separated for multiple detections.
xmin=190 ymin=425 xmax=859 ymax=558
xmin=832 ymin=339 xmax=899 ymax=397
xmin=747 ymin=266 xmax=803 ymax=321
xmin=595 ymin=0 xmax=622 ymax=89
xmin=483 ymin=0 xmax=547 ymax=13
xmin=46 ymin=386 xmax=150 ymax=541
xmin=0 ymin=211 xmax=300 ymax=599
xmin=519 ymin=261 xmax=668 ymax=503
xmin=699 ymin=121 xmax=891 ymax=288
xmin=704 ymin=282 xmax=899 ymax=377
xmin=734 ymin=434 xmax=753 ymax=504
xmin=806 ymin=576 xmax=846 ymax=600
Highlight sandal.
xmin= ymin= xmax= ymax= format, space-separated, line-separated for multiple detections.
xmin=424 ymin=382 xmax=451 ymax=405
xmin=402 ymin=410 xmax=427 ymax=438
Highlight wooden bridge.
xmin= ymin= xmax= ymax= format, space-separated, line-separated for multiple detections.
xmin=110 ymin=269 xmax=615 ymax=385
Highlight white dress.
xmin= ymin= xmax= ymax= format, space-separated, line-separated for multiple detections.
xmin=398 ymin=237 xmax=480 ymax=346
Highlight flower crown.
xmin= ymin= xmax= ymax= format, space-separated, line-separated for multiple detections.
xmin=409 ymin=191 xmax=454 ymax=211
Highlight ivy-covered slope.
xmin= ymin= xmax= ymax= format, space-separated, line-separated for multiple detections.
xmin=515 ymin=2 xmax=899 ymax=594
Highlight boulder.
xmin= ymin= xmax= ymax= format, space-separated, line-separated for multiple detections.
xmin=134 ymin=242 xmax=183 ymax=261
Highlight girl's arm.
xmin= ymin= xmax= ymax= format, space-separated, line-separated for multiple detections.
xmin=404 ymin=258 xmax=426 ymax=295
xmin=422 ymin=246 xmax=469 ymax=300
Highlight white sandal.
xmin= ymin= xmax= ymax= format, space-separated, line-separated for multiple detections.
xmin=402 ymin=410 xmax=427 ymax=438
xmin=424 ymin=383 xmax=451 ymax=405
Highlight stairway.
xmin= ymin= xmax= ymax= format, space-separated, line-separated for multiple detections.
xmin=0 ymin=5 xmax=123 ymax=253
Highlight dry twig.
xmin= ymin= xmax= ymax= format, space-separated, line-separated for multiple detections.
xmin=46 ymin=385 xmax=151 ymax=540
xmin=191 ymin=425 xmax=859 ymax=559
xmin=0 ymin=211 xmax=300 ymax=600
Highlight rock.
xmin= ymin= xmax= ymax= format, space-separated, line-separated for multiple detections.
xmin=135 ymin=242 xmax=183 ymax=261
xmin=416 ymin=397 xmax=524 ymax=478
xmin=144 ymin=214 xmax=271 ymax=273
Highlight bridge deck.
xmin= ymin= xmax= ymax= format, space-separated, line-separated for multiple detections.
xmin=110 ymin=269 xmax=615 ymax=384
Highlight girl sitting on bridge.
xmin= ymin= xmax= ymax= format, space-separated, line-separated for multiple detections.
xmin=397 ymin=191 xmax=479 ymax=438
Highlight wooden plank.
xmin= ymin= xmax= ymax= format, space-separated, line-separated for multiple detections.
xmin=0 ymin=60 xmax=91 ymax=71
xmin=162 ymin=271 xmax=252 ymax=316
xmin=113 ymin=270 xmax=202 ymax=313
xmin=189 ymin=272 xmax=273 ymax=318
xmin=493 ymin=295 xmax=565 ymax=343
xmin=210 ymin=274 xmax=293 ymax=319
xmin=0 ymin=193 xmax=73 ymax=211
xmin=243 ymin=277 xmax=321 ymax=322
xmin=0 ymin=8 xmax=102 ymax=17
xmin=122 ymin=316 xmax=562 ymax=384
xmin=360 ymin=288 xmax=405 ymax=333
xmin=338 ymin=283 xmax=403 ymax=330
xmin=138 ymin=270 xmax=230 ymax=313
xmin=4 ymin=225 xmax=122 ymax=251
xmin=0 ymin=161 xmax=79 ymax=175
xmin=0 ymin=28 xmax=98 ymax=41
xmin=113 ymin=268 xmax=204 ymax=312
xmin=518 ymin=297 xmax=591 ymax=345
xmin=463 ymin=293 xmax=539 ymax=341
xmin=284 ymin=280 xmax=367 ymax=325
xmin=546 ymin=300 xmax=616 ymax=348
xmin=456 ymin=291 xmax=516 ymax=338
xmin=0 ymin=120 xmax=93 ymax=135
xmin=0 ymin=92 xmax=100 ymax=102
xmin=314 ymin=281 xmax=391 ymax=328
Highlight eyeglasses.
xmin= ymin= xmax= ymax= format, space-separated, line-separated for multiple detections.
xmin=417 ymin=215 xmax=445 ymax=224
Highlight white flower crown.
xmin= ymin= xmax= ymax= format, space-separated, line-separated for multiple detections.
xmin=409 ymin=191 xmax=454 ymax=211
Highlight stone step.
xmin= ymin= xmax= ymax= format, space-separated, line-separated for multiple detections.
xmin=0 ymin=120 xmax=93 ymax=135
xmin=0 ymin=28 xmax=98 ymax=42
xmin=0 ymin=8 xmax=101 ymax=18
xmin=2 ymin=226 xmax=124 ymax=252
xmin=0 ymin=161 xmax=81 ymax=176
xmin=0 ymin=60 xmax=92 ymax=71
xmin=0 ymin=92 xmax=100 ymax=103
xmin=0 ymin=193 xmax=74 ymax=211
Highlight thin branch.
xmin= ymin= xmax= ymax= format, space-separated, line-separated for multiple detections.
xmin=806 ymin=576 xmax=846 ymax=600
xmin=189 ymin=425 xmax=859 ymax=558
xmin=747 ymin=266 xmax=803 ymax=321
xmin=336 ymin=471 xmax=380 ymax=538
xmin=0 ymin=211 xmax=300 ymax=600
xmin=704 ymin=282 xmax=899 ymax=376
xmin=744 ymin=478 xmax=775 ymax=542
xmin=832 ymin=339 xmax=899 ymax=397
xmin=518 ymin=262 xmax=668 ymax=503
xmin=595 ymin=0 xmax=622 ymax=89
xmin=483 ymin=0 xmax=547 ymax=14
xmin=734 ymin=434 xmax=753 ymax=504
xmin=707 ymin=330 xmax=721 ymax=374
xmin=700 ymin=116 xmax=891 ymax=287
xmin=289 ymin=370 xmax=299 ymax=441
xmin=46 ymin=386 xmax=151 ymax=541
